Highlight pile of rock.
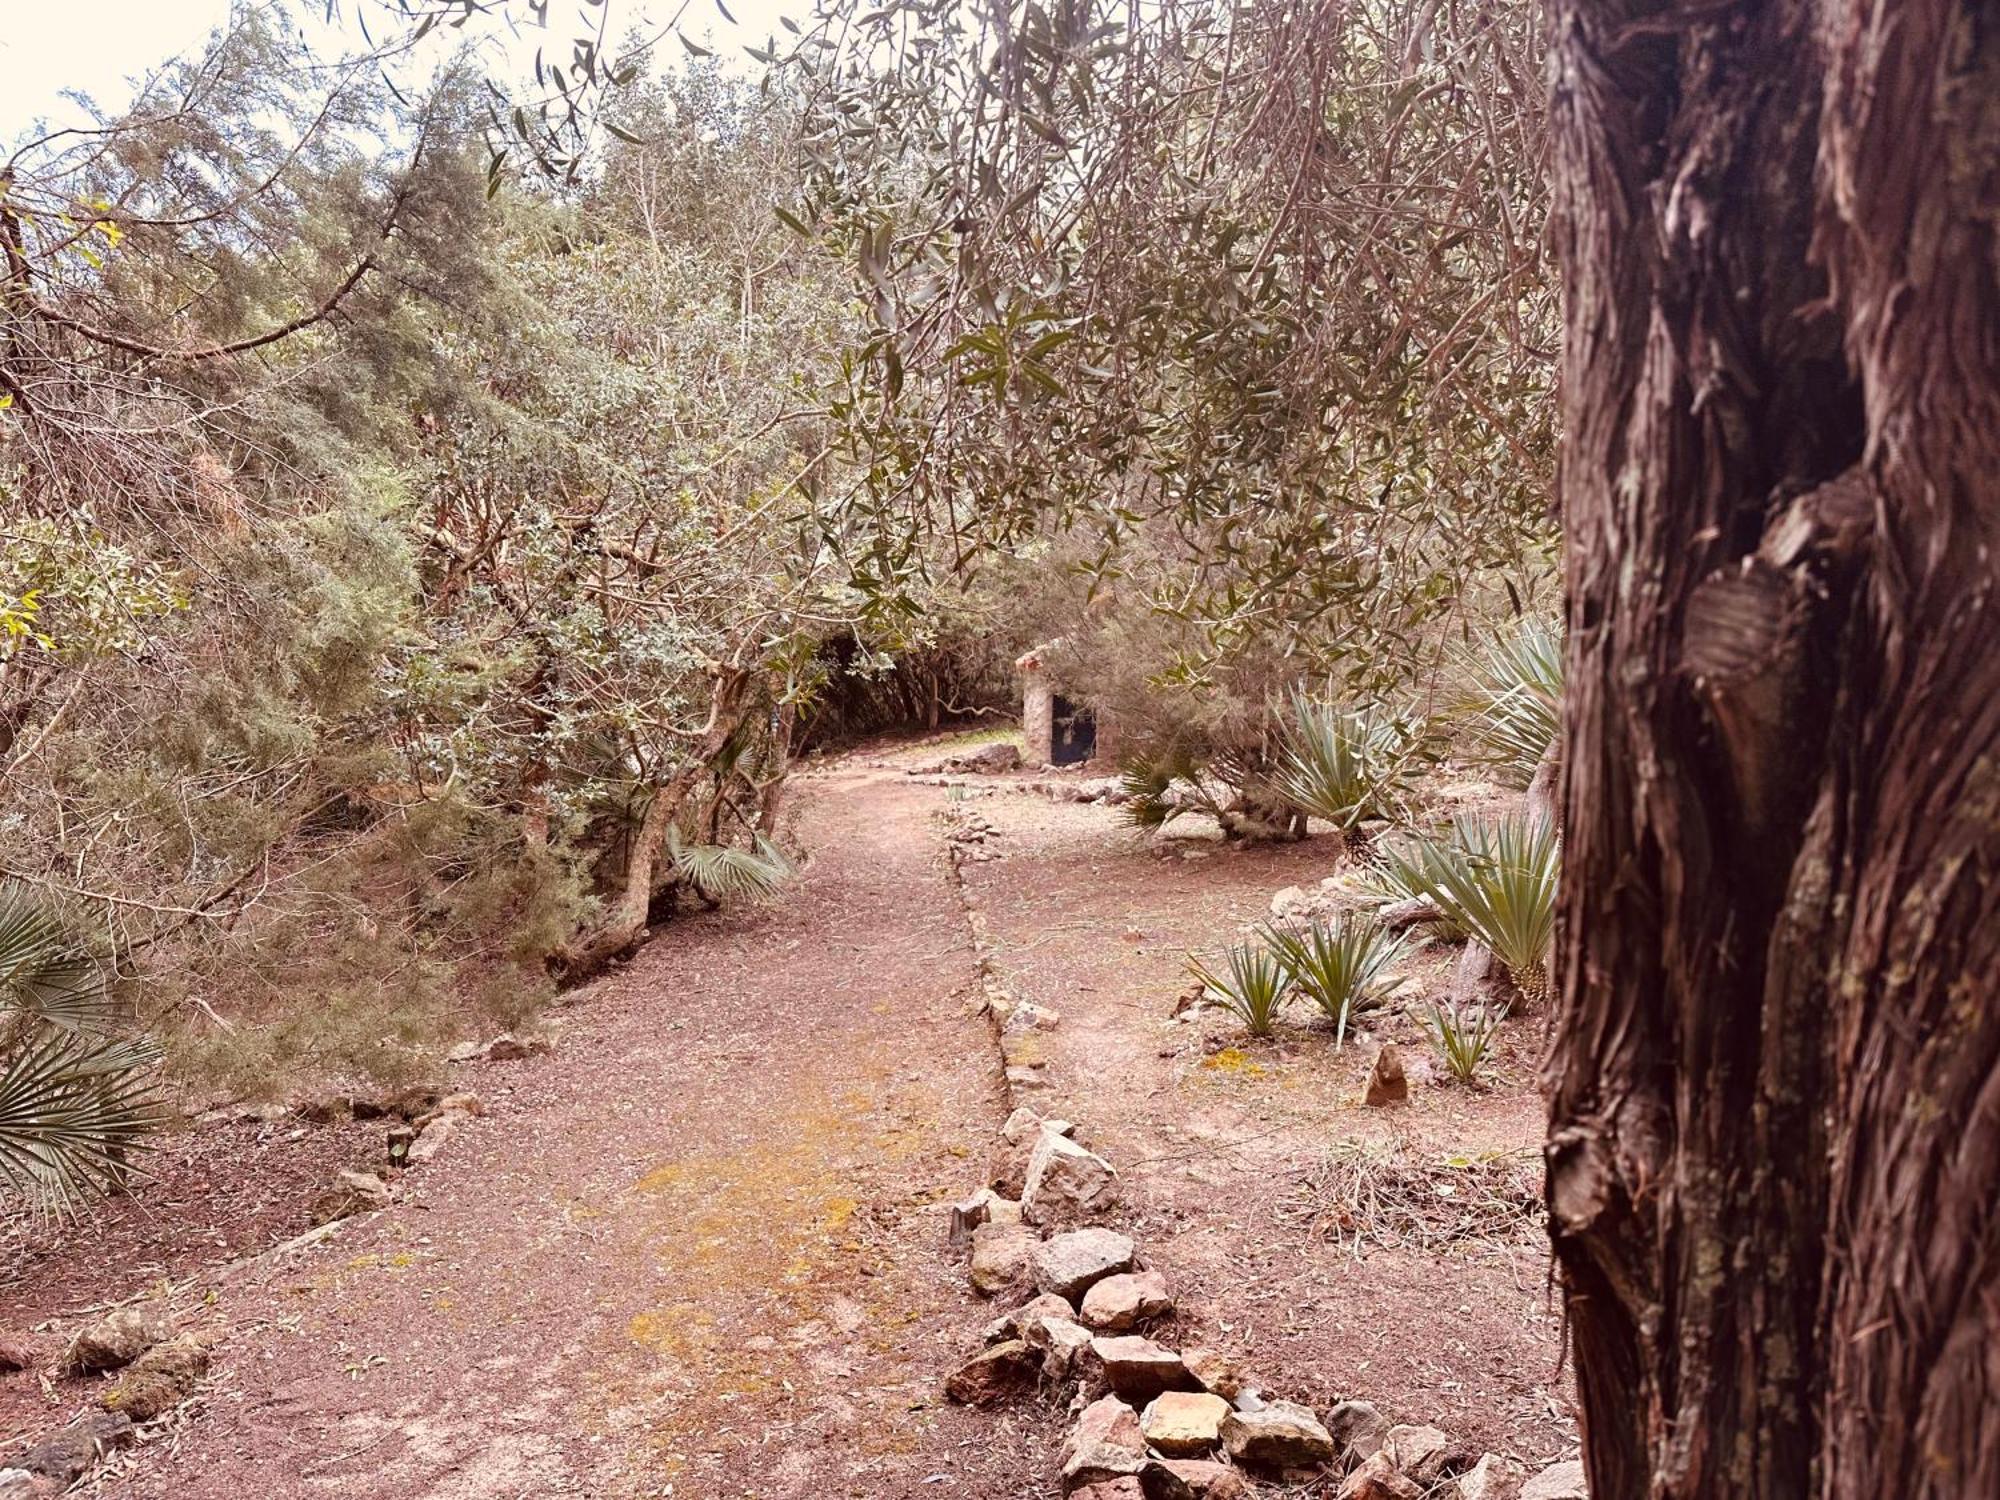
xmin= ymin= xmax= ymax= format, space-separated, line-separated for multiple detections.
xmin=308 ymin=1089 xmax=485 ymax=1225
xmin=944 ymin=1111 xmax=1585 ymax=1500
xmin=0 ymin=1300 xmax=213 ymax=1496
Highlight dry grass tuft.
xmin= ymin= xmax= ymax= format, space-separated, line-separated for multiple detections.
xmin=1289 ymin=1140 xmax=1544 ymax=1252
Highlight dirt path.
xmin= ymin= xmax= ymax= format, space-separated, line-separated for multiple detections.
xmin=103 ymin=765 xmax=1051 ymax=1499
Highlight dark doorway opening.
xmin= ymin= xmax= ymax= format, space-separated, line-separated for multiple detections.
xmin=1051 ymin=696 xmax=1097 ymax=766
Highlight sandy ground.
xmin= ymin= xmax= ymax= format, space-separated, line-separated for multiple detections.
xmin=0 ymin=746 xmax=1572 ymax=1497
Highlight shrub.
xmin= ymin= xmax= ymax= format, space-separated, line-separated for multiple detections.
xmin=1272 ymin=692 xmax=1418 ymax=831
xmin=668 ymin=828 xmax=796 ymax=901
xmin=1420 ymin=998 xmax=1503 ymax=1084
xmin=1381 ymin=812 xmax=1558 ymax=1005
xmin=1262 ymin=914 xmax=1407 ymax=1048
xmin=1186 ymin=942 xmax=1293 ymax=1038
xmin=1458 ymin=615 xmax=1562 ymax=787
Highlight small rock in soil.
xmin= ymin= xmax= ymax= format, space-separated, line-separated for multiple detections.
xmin=970 ymin=1222 xmax=1040 ymax=1296
xmin=1140 ymin=1458 xmax=1250 ymax=1500
xmin=309 ymin=1168 xmax=392 ymax=1225
xmin=1032 ymin=1228 xmax=1137 ymax=1300
xmin=1060 ymin=1395 xmax=1147 ymax=1493
xmin=1080 ymin=1270 xmax=1173 ymax=1331
xmin=1090 ymin=1335 xmax=1197 ymax=1403
xmin=1179 ymin=1347 xmax=1248 ymax=1401
xmin=0 ymin=1336 xmax=36 ymax=1374
xmin=1339 ymin=1452 xmax=1423 ymax=1500
xmin=1002 ymin=1106 xmax=1049 ymax=1145
xmin=0 ymin=1469 xmax=43 ymax=1500
xmin=1520 ymin=1459 xmax=1588 ymax=1500
xmin=62 ymin=1303 xmax=171 ymax=1376
xmin=1024 ymin=1130 xmax=1121 ymax=1222
xmin=1383 ymin=1423 xmax=1456 ymax=1482
xmin=989 ymin=1136 xmax=1036 ymax=1197
xmin=1027 ymin=1315 xmax=1096 ymax=1381
xmin=950 ymin=1187 xmax=1000 ymax=1248
xmin=481 ymin=1032 xmax=548 ymax=1061
xmin=1220 ymin=1399 xmax=1337 ymax=1473
xmin=1457 ymin=1453 xmax=1529 ymax=1500
xmin=1005 ymin=1001 xmax=1063 ymax=1032
xmin=1327 ymin=1398 xmax=1390 ymax=1464
xmin=943 ymin=1339 xmax=1040 ymax=1405
xmin=1140 ymin=1391 xmax=1232 ymax=1457
xmin=1363 ymin=1042 xmax=1409 ymax=1106
xmin=407 ymin=1109 xmax=472 ymax=1165
xmin=14 ymin=1411 xmax=134 ymax=1487
xmin=99 ymin=1335 xmax=210 ymax=1421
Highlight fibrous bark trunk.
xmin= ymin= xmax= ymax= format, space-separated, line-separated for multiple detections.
xmin=1547 ymin=0 xmax=2000 ymax=1496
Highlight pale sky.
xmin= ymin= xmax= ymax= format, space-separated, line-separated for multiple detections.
xmin=0 ymin=0 xmax=803 ymax=141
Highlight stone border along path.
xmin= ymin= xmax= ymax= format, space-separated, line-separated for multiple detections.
xmin=934 ymin=783 xmax=1591 ymax=1500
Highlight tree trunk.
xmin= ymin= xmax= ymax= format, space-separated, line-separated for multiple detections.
xmin=558 ymin=667 xmax=751 ymax=977
xmin=1547 ymin=1 xmax=2000 ymax=1496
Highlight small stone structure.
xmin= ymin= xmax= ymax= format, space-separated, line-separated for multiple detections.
xmin=1018 ymin=642 xmax=1116 ymax=768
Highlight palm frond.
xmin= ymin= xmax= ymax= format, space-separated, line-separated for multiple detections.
xmin=1458 ymin=616 xmax=1562 ymax=787
xmin=1186 ymin=942 xmax=1292 ymax=1038
xmin=1117 ymin=745 xmax=1219 ymax=830
xmin=1262 ymin=914 xmax=1407 ymax=1048
xmin=1273 ymin=693 xmax=1414 ymax=829
xmin=669 ymin=828 xmax=795 ymax=900
xmin=1380 ymin=813 xmax=1558 ymax=994
xmin=0 ymin=1031 xmax=163 ymax=1214
xmin=0 ymin=884 xmax=116 ymax=1033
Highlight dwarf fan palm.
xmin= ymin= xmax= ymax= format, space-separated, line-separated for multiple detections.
xmin=0 ymin=886 xmax=160 ymax=1212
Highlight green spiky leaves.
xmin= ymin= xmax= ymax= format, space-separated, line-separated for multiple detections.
xmin=1379 ymin=813 xmax=1558 ymax=999
xmin=1185 ymin=943 xmax=1293 ymax=1038
xmin=1457 ymin=615 xmax=1562 ymax=787
xmin=1273 ymin=692 xmax=1417 ymax=830
xmin=1263 ymin=913 xmax=1408 ymax=1048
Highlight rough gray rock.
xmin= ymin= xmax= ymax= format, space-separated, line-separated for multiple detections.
xmin=61 ymin=1303 xmax=171 ymax=1376
xmin=99 ymin=1335 xmax=210 ymax=1421
xmin=1139 ymin=1391 xmax=1231 ymax=1457
xmin=1327 ymin=1398 xmax=1391 ymax=1464
xmin=1179 ymin=1347 xmax=1248 ymax=1401
xmin=1060 ymin=1395 xmax=1147 ymax=1493
xmin=1456 ymin=1454 xmax=1529 ymax=1500
xmin=1079 ymin=1269 xmax=1172 ymax=1332
xmin=1220 ymin=1399 xmax=1337 ymax=1474
xmin=1031 ymin=1228 xmax=1136 ymax=1300
xmin=1339 ymin=1452 xmax=1424 ymax=1500
xmin=309 ymin=1168 xmax=392 ymax=1225
xmin=1383 ymin=1423 xmax=1455 ymax=1483
xmin=1139 ymin=1458 xmax=1250 ymax=1500
xmin=1520 ymin=1460 xmax=1588 ymax=1500
xmin=13 ymin=1411 xmax=134 ymax=1487
xmin=1090 ymin=1335 xmax=1197 ymax=1403
xmin=970 ymin=1222 xmax=1040 ymax=1296
xmin=985 ymin=1291 xmax=1074 ymax=1344
xmin=944 ymin=1340 xmax=1040 ymax=1405
xmin=1023 ymin=1129 xmax=1121 ymax=1222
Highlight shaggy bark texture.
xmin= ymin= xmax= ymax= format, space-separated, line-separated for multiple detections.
xmin=1546 ymin=0 xmax=2000 ymax=1495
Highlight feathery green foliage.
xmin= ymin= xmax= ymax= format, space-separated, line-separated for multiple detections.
xmin=0 ymin=887 xmax=160 ymax=1212
xmin=1381 ymin=814 xmax=1559 ymax=999
xmin=1186 ymin=943 xmax=1293 ymax=1039
xmin=1458 ymin=616 xmax=1563 ymax=787
xmin=1262 ymin=914 xmax=1407 ymax=1048
xmin=1420 ymin=999 xmax=1503 ymax=1084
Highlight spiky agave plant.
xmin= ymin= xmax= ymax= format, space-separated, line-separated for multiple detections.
xmin=0 ymin=885 xmax=160 ymax=1213
xmin=1261 ymin=913 xmax=1407 ymax=1048
xmin=1458 ymin=616 xmax=1562 ymax=788
xmin=1272 ymin=693 xmax=1415 ymax=833
xmin=667 ymin=827 xmax=796 ymax=901
xmin=1381 ymin=813 xmax=1559 ymax=1006
xmin=1420 ymin=998 xmax=1503 ymax=1084
xmin=1185 ymin=942 xmax=1293 ymax=1039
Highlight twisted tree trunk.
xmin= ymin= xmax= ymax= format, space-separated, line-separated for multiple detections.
xmin=1547 ymin=0 xmax=2000 ymax=1495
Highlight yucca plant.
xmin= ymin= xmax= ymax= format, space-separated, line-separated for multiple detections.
xmin=667 ymin=827 xmax=796 ymax=901
xmin=1381 ymin=813 xmax=1559 ymax=1006
xmin=1458 ymin=616 xmax=1562 ymax=788
xmin=1420 ymin=999 xmax=1503 ymax=1084
xmin=1185 ymin=942 xmax=1293 ymax=1039
xmin=1272 ymin=693 xmax=1415 ymax=832
xmin=0 ymin=885 xmax=160 ymax=1213
xmin=1261 ymin=914 xmax=1407 ymax=1048
xmin=1351 ymin=840 xmax=1470 ymax=942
